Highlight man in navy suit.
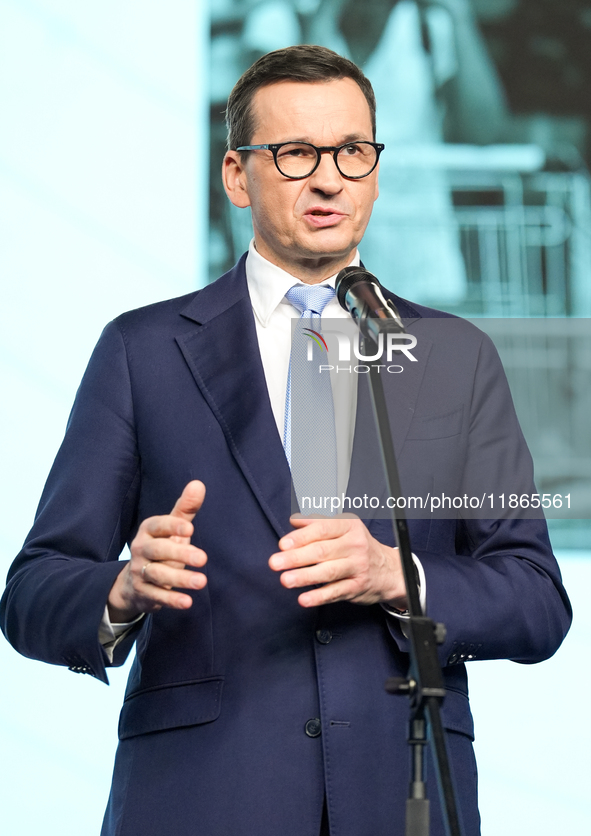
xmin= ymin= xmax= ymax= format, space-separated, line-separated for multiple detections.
xmin=1 ymin=46 xmax=571 ymax=836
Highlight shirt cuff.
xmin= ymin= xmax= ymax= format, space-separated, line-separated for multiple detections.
xmin=98 ymin=605 xmax=145 ymax=663
xmin=380 ymin=553 xmax=426 ymax=619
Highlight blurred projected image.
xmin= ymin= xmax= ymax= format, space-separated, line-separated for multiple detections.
xmin=211 ymin=0 xmax=501 ymax=301
xmin=209 ymin=0 xmax=591 ymax=547
xmin=210 ymin=0 xmax=591 ymax=311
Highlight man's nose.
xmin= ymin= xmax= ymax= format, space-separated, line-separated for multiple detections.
xmin=307 ymin=150 xmax=343 ymax=193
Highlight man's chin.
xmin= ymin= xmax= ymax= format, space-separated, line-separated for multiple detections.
xmin=295 ymin=229 xmax=361 ymax=261
xmin=288 ymin=248 xmax=359 ymax=281
xmin=254 ymin=229 xmax=360 ymax=278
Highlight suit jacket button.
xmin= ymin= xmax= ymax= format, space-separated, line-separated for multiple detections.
xmin=305 ymin=718 xmax=322 ymax=738
xmin=315 ymin=629 xmax=333 ymax=645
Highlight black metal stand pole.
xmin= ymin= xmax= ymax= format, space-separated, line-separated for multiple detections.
xmin=365 ymin=339 xmax=464 ymax=836
xmin=406 ymin=714 xmax=430 ymax=836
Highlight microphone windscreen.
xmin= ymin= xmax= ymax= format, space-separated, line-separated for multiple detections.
xmin=335 ymin=266 xmax=379 ymax=311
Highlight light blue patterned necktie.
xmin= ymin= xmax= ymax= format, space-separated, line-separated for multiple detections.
xmin=284 ymin=284 xmax=338 ymax=514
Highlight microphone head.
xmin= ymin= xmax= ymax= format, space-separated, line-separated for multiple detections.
xmin=335 ymin=266 xmax=380 ymax=311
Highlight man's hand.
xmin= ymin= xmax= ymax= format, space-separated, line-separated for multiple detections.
xmin=268 ymin=515 xmax=407 ymax=609
xmin=107 ymin=481 xmax=208 ymax=623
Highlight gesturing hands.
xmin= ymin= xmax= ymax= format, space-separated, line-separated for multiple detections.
xmin=269 ymin=515 xmax=408 ymax=610
xmin=108 ymin=496 xmax=407 ymax=622
xmin=107 ymin=481 xmax=208 ymax=623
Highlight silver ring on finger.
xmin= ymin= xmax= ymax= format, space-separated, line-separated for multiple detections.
xmin=141 ymin=561 xmax=151 ymax=581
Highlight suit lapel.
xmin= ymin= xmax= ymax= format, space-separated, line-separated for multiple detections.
xmin=176 ymin=260 xmax=292 ymax=539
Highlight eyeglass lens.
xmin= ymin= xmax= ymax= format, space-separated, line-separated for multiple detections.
xmin=275 ymin=142 xmax=378 ymax=178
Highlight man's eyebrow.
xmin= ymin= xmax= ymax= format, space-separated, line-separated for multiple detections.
xmin=280 ymin=133 xmax=371 ymax=145
xmin=340 ymin=133 xmax=371 ymax=143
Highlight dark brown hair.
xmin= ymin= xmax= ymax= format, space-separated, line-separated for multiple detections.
xmin=225 ymin=44 xmax=377 ymax=152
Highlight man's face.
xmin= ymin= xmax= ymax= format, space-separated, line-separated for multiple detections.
xmin=223 ymin=78 xmax=379 ymax=282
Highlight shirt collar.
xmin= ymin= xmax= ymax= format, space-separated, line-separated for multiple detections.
xmin=245 ymin=239 xmax=360 ymax=327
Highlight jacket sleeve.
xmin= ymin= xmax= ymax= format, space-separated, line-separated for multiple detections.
xmin=1 ymin=320 xmax=141 ymax=684
xmin=383 ymin=328 xmax=572 ymax=667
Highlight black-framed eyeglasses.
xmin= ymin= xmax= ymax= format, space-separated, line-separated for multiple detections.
xmin=236 ymin=141 xmax=385 ymax=180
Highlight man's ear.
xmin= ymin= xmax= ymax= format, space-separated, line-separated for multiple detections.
xmin=222 ymin=151 xmax=251 ymax=208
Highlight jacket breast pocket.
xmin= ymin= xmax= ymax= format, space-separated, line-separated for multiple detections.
xmin=118 ymin=676 xmax=224 ymax=740
xmin=406 ymin=406 xmax=464 ymax=441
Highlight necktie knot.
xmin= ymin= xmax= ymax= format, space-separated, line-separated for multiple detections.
xmin=285 ymin=284 xmax=335 ymax=318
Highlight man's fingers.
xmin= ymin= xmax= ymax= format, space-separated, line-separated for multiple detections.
xmin=280 ymin=515 xmax=356 ymax=551
xmin=297 ymin=579 xmax=358 ymax=608
xmin=137 ymin=482 xmax=205 ymax=541
xmin=138 ymin=539 xmax=207 ymax=569
xmin=170 ymin=480 xmax=206 ymax=522
xmin=134 ymin=585 xmax=196 ymax=613
xmin=113 ymin=484 xmax=208 ymax=621
xmin=142 ymin=516 xmax=194 ymax=540
xmin=268 ymin=515 xmax=406 ymax=609
xmin=278 ymin=557 xmax=350 ymax=591
xmin=140 ymin=561 xmax=207 ymax=593
xmin=108 ymin=558 xmax=205 ymax=621
xmin=271 ymin=517 xmax=364 ymax=571
xmin=130 ymin=562 xmax=208 ymax=614
xmin=136 ymin=481 xmax=208 ymax=591
xmin=269 ymin=539 xmax=337 ymax=572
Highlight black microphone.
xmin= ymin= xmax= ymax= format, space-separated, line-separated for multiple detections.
xmin=335 ymin=266 xmax=406 ymax=346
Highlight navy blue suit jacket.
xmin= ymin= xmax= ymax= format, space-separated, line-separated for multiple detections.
xmin=1 ymin=256 xmax=571 ymax=836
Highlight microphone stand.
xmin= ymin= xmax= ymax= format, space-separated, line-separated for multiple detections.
xmin=360 ymin=327 xmax=464 ymax=836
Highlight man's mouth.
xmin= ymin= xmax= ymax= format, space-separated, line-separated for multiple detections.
xmin=305 ymin=207 xmax=345 ymax=227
